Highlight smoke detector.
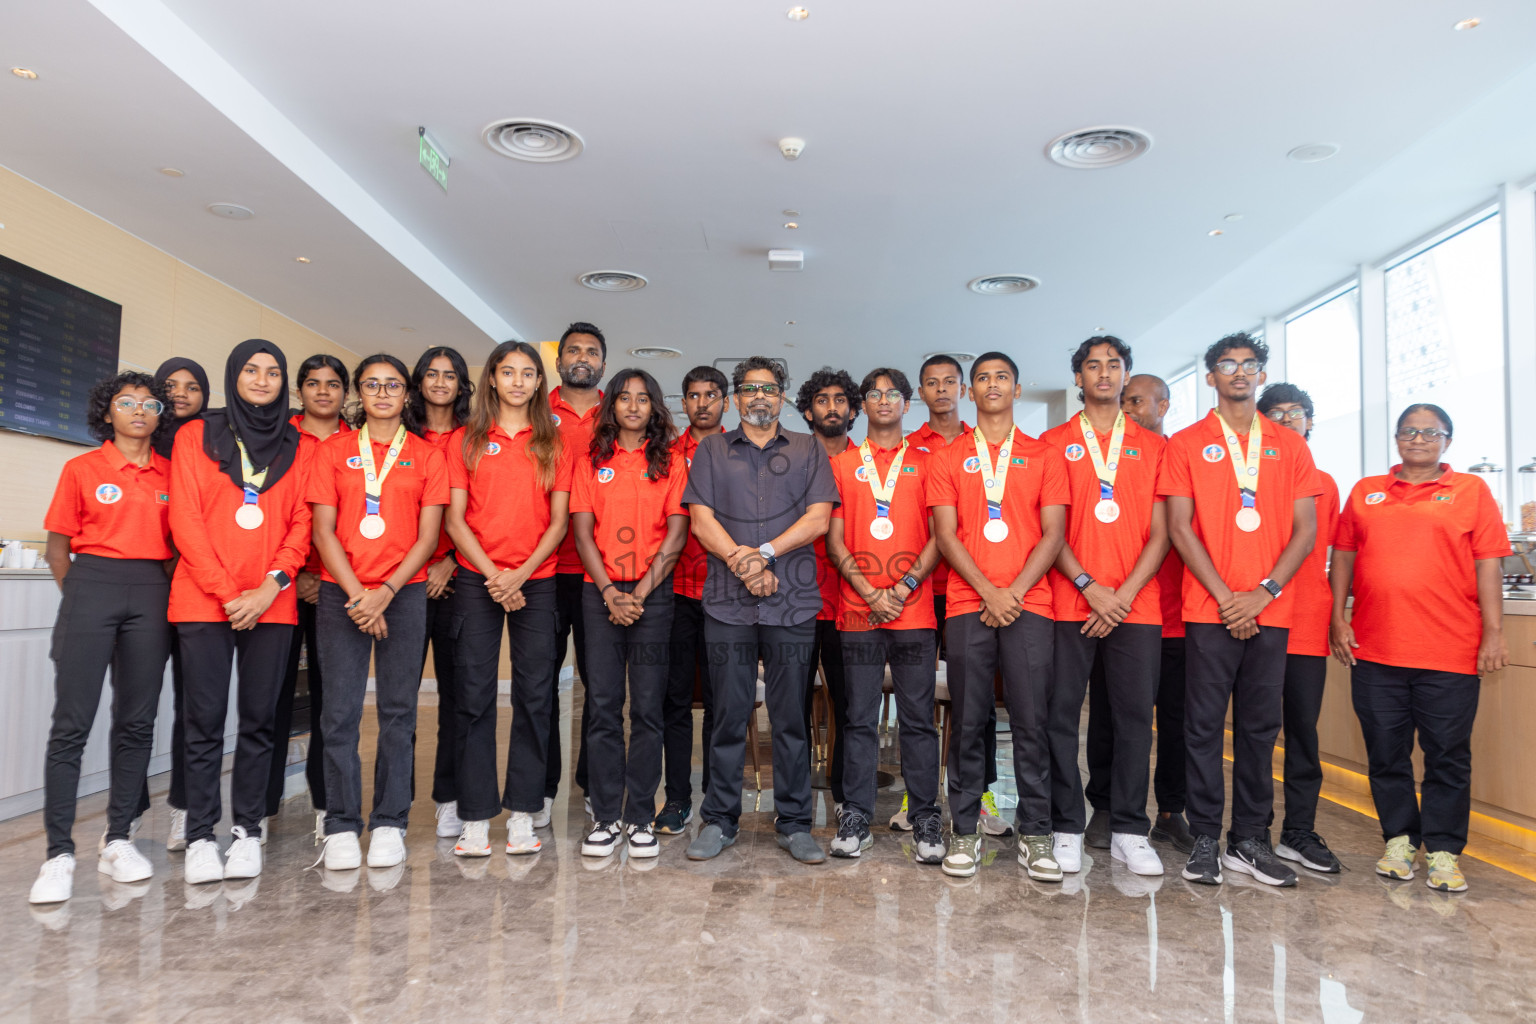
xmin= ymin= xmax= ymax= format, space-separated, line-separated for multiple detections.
xmin=778 ymin=137 xmax=806 ymax=161
xmin=628 ymin=346 xmax=681 ymax=359
xmin=206 ymin=202 xmax=254 ymax=220
xmin=1047 ymin=126 xmax=1152 ymax=169
xmin=769 ymin=249 xmax=804 ymax=271
xmin=578 ymin=270 xmax=648 ymax=292
xmin=967 ymin=274 xmax=1039 ymax=295
xmin=483 ymin=119 xmax=585 ymax=162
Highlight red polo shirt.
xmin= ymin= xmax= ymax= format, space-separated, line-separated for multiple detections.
xmin=1286 ymin=470 xmax=1339 ymax=657
xmin=420 ymin=428 xmax=458 ymax=567
xmin=569 ymin=443 xmax=688 ymax=583
xmin=1041 ymin=416 xmax=1166 ymax=625
xmin=829 ymin=440 xmax=936 ymax=631
xmin=906 ymin=421 xmax=969 ymax=599
xmin=671 ymin=427 xmax=724 ymax=600
xmin=550 ymin=386 xmax=602 ymax=575
xmin=446 ymin=423 xmax=573 ymax=579
xmin=1158 ymin=410 xmax=1324 ymax=629
xmin=1157 ymin=548 xmax=1186 ymax=638
xmin=307 ymin=429 xmax=450 ymax=588
xmin=45 ymin=441 xmax=173 ymax=561
xmin=1335 ymin=466 xmax=1510 ymax=675
xmin=814 ymin=438 xmax=857 ymax=621
xmin=926 ymin=426 xmax=1071 ymax=619
xmin=289 ymin=413 xmax=351 ymax=575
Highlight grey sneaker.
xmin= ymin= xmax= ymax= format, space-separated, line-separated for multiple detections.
xmin=830 ymin=811 xmax=873 ymax=858
xmin=1018 ymin=834 xmax=1063 ymax=882
xmin=914 ymin=815 xmax=946 ymax=865
xmin=943 ymin=831 xmax=982 ymax=877
xmin=778 ymin=831 xmax=827 ymax=864
xmin=1084 ymin=809 xmax=1112 ymax=849
xmin=686 ymin=823 xmax=737 ymax=861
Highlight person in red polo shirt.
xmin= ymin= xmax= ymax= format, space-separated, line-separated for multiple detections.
xmin=546 ymin=322 xmax=606 ymax=813
xmin=1042 ymin=337 xmax=1169 ymax=878
xmin=407 ymin=345 xmax=475 ymax=839
xmin=1160 ymin=333 xmax=1320 ymax=889
xmin=1331 ymin=403 xmax=1510 ymax=894
xmin=929 ymin=351 xmax=1069 ymax=880
xmin=657 ymin=365 xmax=728 ymax=835
xmin=826 ymin=368 xmax=945 ymax=864
xmin=171 ymin=340 xmax=312 ymax=886
xmin=1256 ymin=383 xmax=1344 ymax=875
xmin=29 ymin=372 xmax=175 ymax=905
xmin=571 ymin=369 xmax=689 ymax=859
xmin=309 ymin=354 xmax=448 ymax=871
xmin=445 ymin=341 xmax=572 ymax=858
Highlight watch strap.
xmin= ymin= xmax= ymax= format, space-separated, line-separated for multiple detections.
xmin=1073 ymin=572 xmax=1094 ymax=592
xmin=901 ymin=573 xmax=920 ymax=592
xmin=1259 ymin=578 xmax=1282 ymax=599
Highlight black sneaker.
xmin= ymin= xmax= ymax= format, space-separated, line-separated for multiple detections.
xmin=913 ymin=815 xmax=946 ymax=864
xmin=654 ymin=802 xmax=692 ymax=835
xmin=1181 ymin=834 xmax=1224 ymax=885
xmin=1222 ymin=836 xmax=1298 ymax=887
xmin=830 ymin=811 xmax=874 ymax=858
xmin=1084 ymin=810 xmax=1112 ymax=850
xmin=1276 ymin=829 xmax=1341 ymax=874
xmin=1150 ymin=811 xmax=1196 ymax=854
xmin=580 ymin=821 xmax=621 ymax=858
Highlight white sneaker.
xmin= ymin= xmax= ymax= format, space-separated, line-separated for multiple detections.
xmin=532 ymin=797 xmax=554 ymax=829
xmin=1053 ymin=832 xmax=1084 ymax=874
xmin=435 ymin=801 xmax=463 ymax=838
xmin=626 ymin=822 xmax=660 ymax=859
xmin=223 ymin=826 xmax=263 ymax=879
xmin=506 ymin=812 xmax=542 ymax=855
xmin=98 ymin=840 xmax=153 ymax=883
xmin=581 ymin=820 xmax=621 ymax=857
xmin=97 ymin=815 xmax=143 ymax=853
xmin=29 ymin=854 xmax=75 ymax=904
xmin=167 ymin=808 xmax=188 ymax=851
xmin=367 ymin=827 xmax=406 ymax=868
xmin=454 ymin=820 xmax=492 ymax=858
xmin=314 ymin=810 xmax=327 ymax=845
xmin=184 ymin=839 xmax=223 ymax=884
xmin=1112 ymin=832 xmax=1166 ymax=876
xmin=321 ymin=830 xmax=362 ymax=870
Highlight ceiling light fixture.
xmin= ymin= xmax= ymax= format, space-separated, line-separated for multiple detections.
xmin=205 ymin=202 xmax=254 ymax=220
xmin=1454 ymin=17 xmax=1480 ymax=30
xmin=578 ymin=270 xmax=648 ymax=292
xmin=10 ymin=67 xmax=38 ymax=80
xmin=967 ymin=274 xmax=1040 ymax=295
xmin=1287 ymin=142 xmax=1340 ymax=163
xmin=787 ymin=7 xmax=809 ymax=20
xmin=399 ymin=327 xmax=416 ymax=333
xmin=1223 ymin=213 xmax=1244 ymax=221
xmin=1047 ymin=126 xmax=1152 ymax=169
xmin=924 ymin=351 xmax=978 ymax=363
xmin=294 ymin=256 xmax=311 ymax=263
xmin=628 ymin=346 xmax=681 ymax=359
xmin=483 ymin=118 xmax=585 ymax=163
xmin=1208 ymin=229 xmax=1224 ymax=237
xmin=784 ymin=222 xmax=799 ymax=229
xmin=782 ymin=209 xmax=799 ymax=216
xmin=158 ymin=167 xmax=185 ymax=178
xmin=786 ymin=320 xmax=796 ymax=325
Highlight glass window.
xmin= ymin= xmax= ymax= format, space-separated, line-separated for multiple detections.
xmin=1164 ymin=366 xmax=1200 ymax=435
xmin=1385 ymin=213 xmax=1505 ymax=480
xmin=1284 ymin=288 xmax=1362 ymax=489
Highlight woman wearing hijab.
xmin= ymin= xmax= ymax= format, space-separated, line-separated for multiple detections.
xmin=170 ymin=340 xmax=311 ymax=884
xmin=153 ymin=357 xmax=209 ymax=458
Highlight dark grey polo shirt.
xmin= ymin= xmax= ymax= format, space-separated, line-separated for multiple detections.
xmin=681 ymin=425 xmax=840 ymax=627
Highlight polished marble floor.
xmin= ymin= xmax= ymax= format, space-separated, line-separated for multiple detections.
xmin=4 ymin=689 xmax=1536 ymax=1024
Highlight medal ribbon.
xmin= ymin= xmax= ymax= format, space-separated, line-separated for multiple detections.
xmin=1078 ymin=411 xmax=1126 ymax=505
xmin=358 ymin=424 xmax=408 ymax=517
xmin=859 ymin=439 xmax=908 ymax=524
xmin=234 ymin=436 xmax=268 ymax=510
xmin=972 ymin=426 xmax=1015 ymax=524
xmin=1215 ymin=413 xmax=1262 ymax=514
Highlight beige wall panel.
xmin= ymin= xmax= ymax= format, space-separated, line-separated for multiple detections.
xmin=1469 ymin=665 xmax=1536 ymax=821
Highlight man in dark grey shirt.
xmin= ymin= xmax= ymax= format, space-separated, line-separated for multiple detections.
xmin=681 ymin=356 xmax=839 ymax=863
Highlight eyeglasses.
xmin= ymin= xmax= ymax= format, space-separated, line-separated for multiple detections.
xmin=113 ymin=397 xmax=164 ymax=415
xmin=736 ymin=383 xmax=782 ymax=398
xmin=1213 ymin=359 xmax=1265 ymax=376
xmin=1266 ymin=408 xmax=1307 ymax=422
xmin=865 ymin=389 xmax=906 ymax=403
xmin=1395 ymin=427 xmax=1450 ymax=442
xmin=360 ymin=380 xmax=406 ymax=395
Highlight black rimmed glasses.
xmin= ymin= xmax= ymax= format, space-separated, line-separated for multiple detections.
xmin=1395 ymin=427 xmax=1450 ymax=442
xmin=1213 ymin=359 xmax=1265 ymax=376
xmin=360 ymin=380 xmax=406 ymax=396
xmin=736 ymin=383 xmax=782 ymax=398
xmin=113 ymin=397 xmax=164 ymax=415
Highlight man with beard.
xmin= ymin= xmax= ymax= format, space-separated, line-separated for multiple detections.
xmin=546 ymin=323 xmax=606 ymax=821
xmin=683 ymin=356 xmax=838 ymax=864
xmin=795 ymin=367 xmax=859 ymax=816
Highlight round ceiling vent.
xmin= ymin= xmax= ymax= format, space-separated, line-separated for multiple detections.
xmin=967 ymin=274 xmax=1040 ymax=296
xmin=578 ymin=270 xmax=648 ymax=292
xmin=1287 ymin=142 xmax=1340 ymax=163
xmin=924 ymin=351 xmax=978 ymax=363
xmin=1047 ymin=126 xmax=1152 ymax=169
xmin=206 ymin=202 xmax=254 ymax=220
xmin=628 ymin=346 xmax=681 ymax=359
xmin=483 ymin=119 xmax=585 ymax=163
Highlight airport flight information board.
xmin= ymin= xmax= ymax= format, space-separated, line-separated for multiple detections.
xmin=0 ymin=253 xmax=122 ymax=447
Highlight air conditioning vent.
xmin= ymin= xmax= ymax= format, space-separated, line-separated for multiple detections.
xmin=578 ymin=270 xmax=648 ymax=292
xmin=1046 ymin=126 xmax=1152 ymax=169
xmin=483 ymin=119 xmax=585 ymax=162
xmin=967 ymin=275 xmax=1040 ymax=296
xmin=628 ymin=346 xmax=681 ymax=359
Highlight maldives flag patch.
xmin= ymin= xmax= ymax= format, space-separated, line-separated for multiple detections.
xmin=156 ymin=492 xmax=170 ymax=504
xmin=1010 ymin=457 xmax=1027 ymax=466
xmin=1261 ymin=447 xmax=1280 ymax=459
xmin=1122 ymin=447 xmax=1141 ymax=459
xmin=1433 ymin=494 xmax=1455 ymax=503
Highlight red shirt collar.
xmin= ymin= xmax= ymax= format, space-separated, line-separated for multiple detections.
xmin=550 ymin=386 xmax=602 ymax=421
xmin=673 ymin=426 xmax=725 ymax=456
xmin=289 ymin=412 xmax=351 ymax=440
xmin=1387 ymin=464 xmax=1456 ymax=491
xmin=912 ymin=420 xmax=970 ymax=445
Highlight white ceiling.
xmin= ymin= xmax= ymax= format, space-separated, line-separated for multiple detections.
xmin=4 ymin=0 xmax=1536 ymax=400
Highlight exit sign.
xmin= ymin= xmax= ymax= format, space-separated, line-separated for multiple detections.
xmin=418 ymin=127 xmax=449 ymax=192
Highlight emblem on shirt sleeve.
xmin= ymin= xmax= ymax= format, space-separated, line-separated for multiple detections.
xmin=1364 ymin=492 xmax=1386 ymax=505
xmin=95 ymin=483 xmax=122 ymax=504
xmin=1201 ymin=444 xmax=1225 ymax=463
xmin=1122 ymin=447 xmax=1140 ymax=459
xmin=1262 ymin=447 xmax=1280 ymax=460
xmin=1064 ymin=444 xmax=1085 ymax=462
xmin=597 ymin=467 xmax=615 ymax=483
xmin=963 ymin=456 xmax=981 ymax=474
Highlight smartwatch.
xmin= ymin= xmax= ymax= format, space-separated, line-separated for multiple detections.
xmin=758 ymin=542 xmax=777 ymax=568
xmin=900 ymin=573 xmax=921 ymax=593
xmin=267 ymin=570 xmax=292 ymax=591
xmin=1072 ymin=572 xmax=1095 ymax=593
xmin=1258 ymin=578 xmax=1283 ymax=600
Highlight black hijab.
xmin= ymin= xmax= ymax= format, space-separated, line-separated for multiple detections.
xmin=152 ymin=356 xmax=210 ymax=460
xmin=200 ymin=339 xmax=300 ymax=492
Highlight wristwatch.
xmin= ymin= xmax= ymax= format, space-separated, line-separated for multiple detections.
xmin=267 ymin=569 xmax=292 ymax=591
xmin=900 ymin=573 xmax=921 ymax=593
xmin=758 ymin=542 xmax=777 ymax=568
xmin=1073 ymin=572 xmax=1095 ymax=593
xmin=1258 ymin=578 xmax=1283 ymax=600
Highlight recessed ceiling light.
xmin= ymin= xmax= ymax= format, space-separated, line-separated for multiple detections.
xmin=1288 ymin=142 xmax=1340 ymax=163
xmin=578 ymin=270 xmax=648 ymax=292
xmin=1454 ymin=17 xmax=1480 ymax=30
xmin=628 ymin=346 xmax=681 ymax=359
xmin=10 ymin=67 xmax=38 ymax=80
xmin=786 ymin=320 xmax=796 ymax=325
xmin=1223 ymin=212 xmax=1244 ymax=221
xmin=782 ymin=209 xmax=799 ymax=216
xmin=784 ymin=222 xmax=799 ymax=229
xmin=399 ymin=327 xmax=416 ymax=333
xmin=967 ymin=274 xmax=1040 ymax=295
xmin=483 ymin=118 xmax=584 ymax=162
xmin=1208 ymin=229 xmax=1224 ymax=237
xmin=158 ymin=167 xmax=185 ymax=178
xmin=294 ymin=256 xmax=311 ymax=263
xmin=787 ymin=7 xmax=809 ymax=20
xmin=206 ymin=202 xmax=254 ymax=220
xmin=1047 ymin=126 xmax=1152 ymax=169
xmin=924 ymin=351 xmax=977 ymax=363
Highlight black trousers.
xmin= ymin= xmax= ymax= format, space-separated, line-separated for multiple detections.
xmin=804 ymin=618 xmax=848 ymax=801
xmin=1274 ymin=653 xmax=1327 ymax=834
xmin=1351 ymin=659 xmax=1479 ymax=854
xmin=451 ymin=571 xmax=558 ymax=820
xmin=180 ymin=620 xmax=293 ymax=843
xmin=839 ymin=628 xmax=939 ymax=823
xmin=946 ymin=611 xmax=1054 ymax=836
xmin=267 ymin=597 xmax=325 ymax=815
xmin=44 ymin=556 xmax=172 ymax=858
xmin=663 ymin=592 xmax=714 ymax=805
xmin=1085 ymin=635 xmax=1188 ymax=816
xmin=545 ymin=572 xmax=590 ymax=799
xmin=1183 ymin=622 xmax=1287 ymax=843
xmin=134 ymin=623 xmax=188 ymax=816
xmin=1048 ymin=621 xmax=1161 ymax=835
xmin=423 ymin=591 xmax=460 ymax=804
xmin=700 ymin=614 xmax=815 ymax=835
xmin=937 ymin=594 xmax=997 ymax=788
xmin=583 ymin=580 xmax=675 ymax=825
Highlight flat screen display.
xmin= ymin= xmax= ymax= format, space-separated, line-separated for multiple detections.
xmin=0 ymin=253 xmax=122 ymax=447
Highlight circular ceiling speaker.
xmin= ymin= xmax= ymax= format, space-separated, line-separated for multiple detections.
xmin=967 ymin=274 xmax=1040 ymax=296
xmin=578 ymin=270 xmax=648 ymax=292
xmin=1287 ymin=142 xmax=1341 ymax=163
xmin=483 ymin=119 xmax=585 ymax=162
xmin=628 ymin=346 xmax=681 ymax=359
xmin=206 ymin=202 xmax=254 ymax=220
xmin=1047 ymin=126 xmax=1153 ymax=169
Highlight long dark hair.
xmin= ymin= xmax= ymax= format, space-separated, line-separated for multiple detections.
xmin=345 ymin=353 xmax=422 ymax=435
xmin=408 ymin=346 xmax=473 ymax=429
xmin=463 ymin=340 xmax=562 ymax=487
xmin=590 ymin=368 xmax=676 ymax=479
xmin=89 ymin=371 xmax=172 ymax=445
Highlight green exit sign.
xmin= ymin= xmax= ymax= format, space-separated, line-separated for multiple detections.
xmin=418 ymin=127 xmax=449 ymax=192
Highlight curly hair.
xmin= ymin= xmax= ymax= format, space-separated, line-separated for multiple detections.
xmin=89 ymin=371 xmax=172 ymax=445
xmin=1203 ymin=332 xmax=1270 ymax=371
xmin=794 ymin=366 xmax=860 ymax=425
xmin=589 ymin=368 xmax=676 ymax=479
xmin=730 ymin=355 xmax=786 ymax=391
